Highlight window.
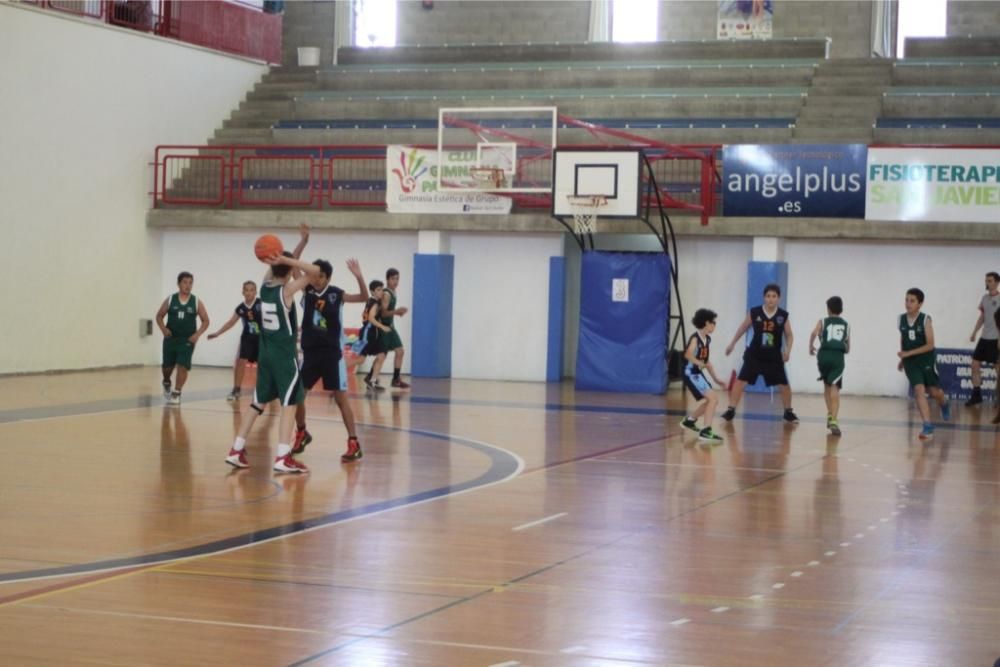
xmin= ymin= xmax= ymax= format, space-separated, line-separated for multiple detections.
xmin=897 ymin=0 xmax=947 ymax=57
xmin=613 ymin=0 xmax=657 ymax=43
xmin=355 ymin=0 xmax=396 ymax=48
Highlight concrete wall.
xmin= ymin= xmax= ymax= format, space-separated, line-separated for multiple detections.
xmin=396 ymin=0 xmax=590 ymax=46
xmin=281 ymin=0 xmax=336 ymax=66
xmin=0 ymin=4 xmax=267 ymax=374
xmin=947 ymin=0 xmax=1000 ymax=37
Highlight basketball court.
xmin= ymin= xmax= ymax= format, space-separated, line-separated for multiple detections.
xmin=1 ymin=367 xmax=998 ymax=665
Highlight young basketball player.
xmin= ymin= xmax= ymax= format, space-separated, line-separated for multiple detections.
xmin=293 ymin=258 xmax=368 ymax=463
xmin=207 ymin=281 xmax=261 ymax=401
xmin=156 ymin=271 xmax=210 ymax=406
xmin=226 ymin=252 xmax=319 ymax=473
xmin=898 ymin=288 xmax=951 ymax=441
xmin=373 ymin=267 xmax=410 ymax=389
xmin=809 ymin=296 xmax=850 ymax=436
xmin=722 ymin=284 xmax=798 ymax=423
xmin=966 ymin=271 xmax=1000 ymax=407
xmin=356 ymin=280 xmax=390 ymax=391
xmin=679 ymin=309 xmax=727 ymax=444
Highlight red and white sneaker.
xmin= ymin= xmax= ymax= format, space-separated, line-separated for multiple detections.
xmin=225 ymin=448 xmax=249 ymax=468
xmin=341 ymin=437 xmax=363 ymax=462
xmin=273 ymin=454 xmax=309 ymax=473
xmin=291 ymin=428 xmax=313 ymax=455
xmin=390 ymin=378 xmax=410 ymax=389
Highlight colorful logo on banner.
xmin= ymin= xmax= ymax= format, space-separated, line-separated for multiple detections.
xmin=717 ymin=0 xmax=773 ymax=39
xmin=866 ymin=147 xmax=1000 ymax=223
xmin=934 ymin=348 xmax=996 ymax=401
xmin=386 ymin=145 xmax=512 ymax=215
xmin=723 ymin=144 xmax=867 ymax=217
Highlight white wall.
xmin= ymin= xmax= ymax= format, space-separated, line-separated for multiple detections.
xmin=0 ymin=4 xmax=266 ymax=373
xmin=450 ymin=232 xmax=565 ymax=381
xmin=159 ymin=229 xmax=416 ymax=370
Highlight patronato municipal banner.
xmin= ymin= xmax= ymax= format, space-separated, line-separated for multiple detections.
xmin=386 ymin=145 xmax=512 ymax=215
xmin=934 ymin=347 xmax=996 ymax=401
xmin=717 ymin=0 xmax=773 ymax=39
xmin=866 ymin=147 xmax=1000 ymax=223
xmin=722 ymin=144 xmax=867 ymax=217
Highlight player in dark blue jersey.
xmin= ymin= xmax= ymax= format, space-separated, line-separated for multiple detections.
xmin=722 ymin=283 xmax=798 ymax=423
xmin=679 ymin=309 xmax=728 ymax=444
xmin=294 ymin=258 xmax=369 ymax=463
xmin=208 ymin=280 xmax=262 ymax=401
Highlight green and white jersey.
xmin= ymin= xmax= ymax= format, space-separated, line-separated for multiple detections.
xmin=259 ymin=282 xmax=297 ymax=359
xmin=899 ymin=311 xmax=935 ymax=365
xmin=166 ymin=293 xmax=198 ymax=338
xmin=819 ymin=316 xmax=849 ymax=353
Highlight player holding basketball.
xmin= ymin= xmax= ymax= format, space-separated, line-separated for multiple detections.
xmin=226 ymin=252 xmax=319 ymax=473
xmin=293 ymin=258 xmax=368 ymax=463
xmin=679 ymin=309 xmax=727 ymax=444
xmin=156 ymin=271 xmax=210 ymax=406
xmin=368 ymin=267 xmax=410 ymax=389
xmin=207 ymin=280 xmax=261 ymax=401
xmin=722 ymin=284 xmax=798 ymax=423
xmin=898 ymin=288 xmax=951 ymax=441
xmin=966 ymin=271 xmax=1000 ymax=407
xmin=809 ymin=296 xmax=849 ymax=436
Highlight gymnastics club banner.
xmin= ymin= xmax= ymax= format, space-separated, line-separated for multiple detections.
xmin=722 ymin=143 xmax=867 ymax=217
xmin=386 ymin=145 xmax=512 ymax=215
xmin=866 ymin=147 xmax=1000 ymax=223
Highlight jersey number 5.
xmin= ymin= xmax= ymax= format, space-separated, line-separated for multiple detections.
xmin=261 ymin=302 xmax=280 ymax=331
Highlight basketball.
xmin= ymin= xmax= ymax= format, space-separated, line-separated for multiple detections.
xmin=254 ymin=234 xmax=283 ymax=261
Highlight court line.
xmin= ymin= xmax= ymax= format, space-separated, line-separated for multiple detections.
xmin=0 ymin=426 xmax=523 ymax=586
xmin=511 ymin=512 xmax=567 ymax=532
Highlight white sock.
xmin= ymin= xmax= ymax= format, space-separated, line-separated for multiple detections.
xmin=233 ymin=437 xmax=246 ymax=452
xmin=277 ymin=443 xmax=291 ymax=458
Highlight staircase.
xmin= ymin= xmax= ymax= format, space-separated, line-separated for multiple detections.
xmin=793 ymin=58 xmax=893 ymax=143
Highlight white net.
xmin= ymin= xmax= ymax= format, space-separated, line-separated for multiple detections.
xmin=566 ymin=195 xmax=607 ymax=235
xmin=469 ymin=167 xmax=507 ymax=189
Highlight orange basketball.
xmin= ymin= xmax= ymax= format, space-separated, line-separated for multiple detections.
xmin=254 ymin=234 xmax=283 ymax=262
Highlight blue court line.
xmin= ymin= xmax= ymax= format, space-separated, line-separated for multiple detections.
xmin=0 ymin=424 xmax=521 ymax=584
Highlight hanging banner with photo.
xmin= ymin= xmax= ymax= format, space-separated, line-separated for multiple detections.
xmin=386 ymin=145 xmax=512 ymax=215
xmin=934 ymin=348 xmax=996 ymax=401
xmin=718 ymin=0 xmax=773 ymax=39
xmin=866 ymin=147 xmax=1000 ymax=223
xmin=723 ymin=144 xmax=867 ymax=217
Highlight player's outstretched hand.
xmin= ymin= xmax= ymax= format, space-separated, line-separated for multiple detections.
xmin=346 ymin=258 xmax=362 ymax=277
xmin=262 ymin=253 xmax=284 ymax=266
xmin=724 ymin=343 xmax=734 ymax=356
xmin=299 ymin=223 xmax=310 ymax=241
xmin=207 ymin=333 xmax=219 ymax=340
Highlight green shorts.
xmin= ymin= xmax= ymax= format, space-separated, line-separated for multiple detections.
xmin=816 ymin=350 xmax=845 ymax=388
xmin=162 ymin=337 xmax=194 ymax=370
xmin=380 ymin=327 xmax=403 ymax=353
xmin=254 ymin=353 xmax=304 ymax=406
xmin=903 ymin=354 xmax=939 ymax=388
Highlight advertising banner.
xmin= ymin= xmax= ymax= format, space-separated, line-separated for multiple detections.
xmin=934 ymin=347 xmax=996 ymax=401
xmin=723 ymin=144 xmax=867 ymax=217
xmin=718 ymin=0 xmax=773 ymax=39
xmin=866 ymin=147 xmax=1000 ymax=223
xmin=386 ymin=145 xmax=512 ymax=215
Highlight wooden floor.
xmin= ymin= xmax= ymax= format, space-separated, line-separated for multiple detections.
xmin=1 ymin=367 xmax=999 ymax=666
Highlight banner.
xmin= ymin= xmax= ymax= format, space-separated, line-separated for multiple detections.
xmin=723 ymin=144 xmax=867 ymax=217
xmin=934 ymin=347 xmax=996 ymax=401
xmin=866 ymin=147 xmax=1000 ymax=223
xmin=386 ymin=145 xmax=512 ymax=215
xmin=718 ymin=0 xmax=773 ymax=39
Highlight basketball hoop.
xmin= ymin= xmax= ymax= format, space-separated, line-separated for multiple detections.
xmin=566 ymin=195 xmax=607 ymax=235
xmin=470 ymin=167 xmax=507 ymax=189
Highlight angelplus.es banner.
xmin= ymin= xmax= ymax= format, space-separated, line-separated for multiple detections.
xmin=717 ymin=0 xmax=773 ymax=39
xmin=935 ymin=348 xmax=996 ymax=401
xmin=866 ymin=147 xmax=1000 ymax=223
xmin=722 ymin=144 xmax=867 ymax=217
xmin=386 ymin=145 xmax=511 ymax=215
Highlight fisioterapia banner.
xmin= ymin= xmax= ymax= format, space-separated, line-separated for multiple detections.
xmin=866 ymin=147 xmax=1000 ymax=223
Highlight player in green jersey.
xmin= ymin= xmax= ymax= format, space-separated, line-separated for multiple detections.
xmin=226 ymin=252 xmax=320 ymax=473
xmin=809 ymin=296 xmax=849 ymax=436
xmin=155 ymin=271 xmax=210 ymax=406
xmin=898 ymin=288 xmax=951 ymax=441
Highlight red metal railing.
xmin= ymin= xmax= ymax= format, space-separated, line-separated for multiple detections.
xmin=152 ymin=144 xmax=722 ymax=224
xmin=23 ymin=1 xmax=281 ymax=63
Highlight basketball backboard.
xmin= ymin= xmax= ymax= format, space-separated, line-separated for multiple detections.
xmin=437 ymin=106 xmax=557 ymax=193
xmin=551 ymin=148 xmax=643 ymax=218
